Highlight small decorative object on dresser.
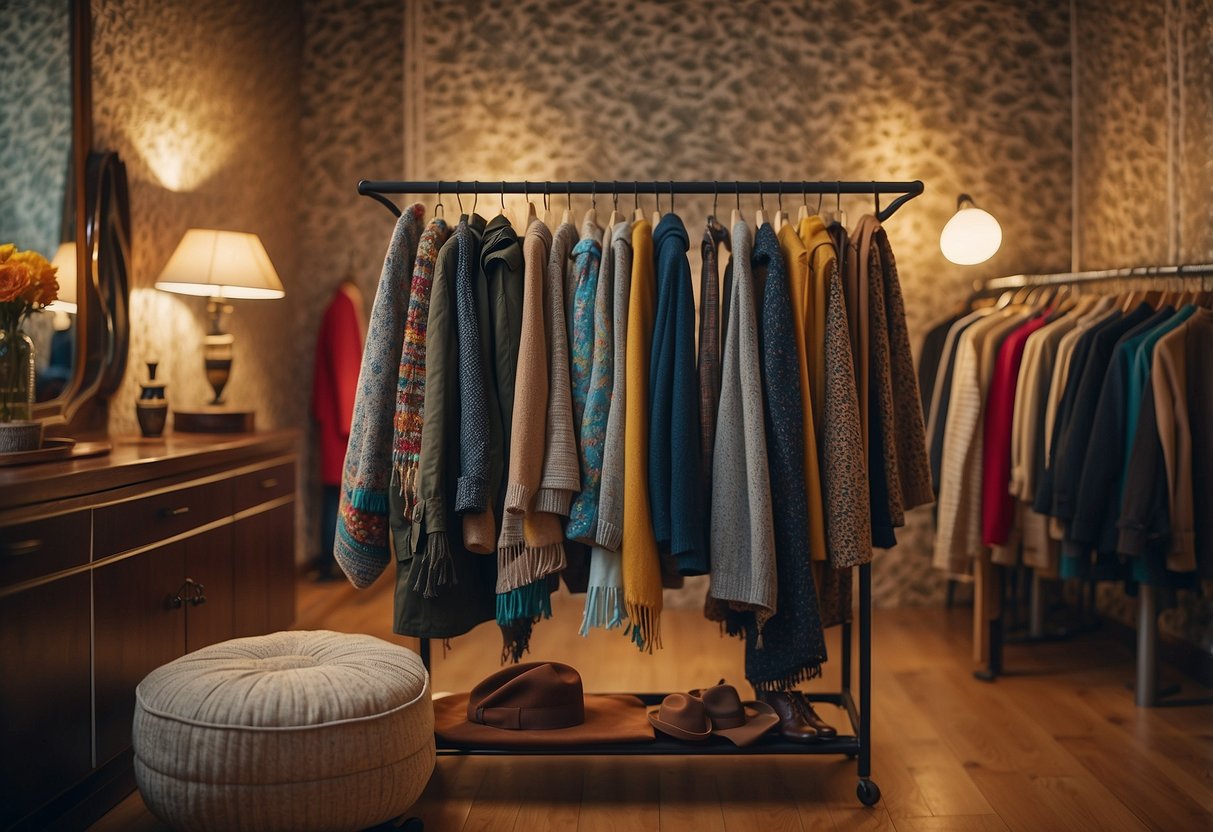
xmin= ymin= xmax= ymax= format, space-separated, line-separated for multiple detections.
xmin=154 ymin=229 xmax=285 ymax=433
xmin=0 ymin=244 xmax=60 ymax=451
xmin=136 ymin=361 xmax=168 ymax=438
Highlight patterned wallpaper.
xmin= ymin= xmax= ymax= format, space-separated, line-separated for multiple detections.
xmin=91 ymin=0 xmax=307 ymax=551
xmin=1075 ymin=0 xmax=1213 ymax=652
xmin=296 ymin=0 xmax=405 ymax=568
xmin=402 ymin=0 xmax=1075 ymax=608
xmin=0 ymin=0 xmax=73 ymax=259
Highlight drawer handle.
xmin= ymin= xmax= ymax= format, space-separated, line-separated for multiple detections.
xmin=259 ymin=478 xmax=279 ymax=489
xmin=160 ymin=506 xmax=191 ymax=518
xmin=1 ymin=538 xmax=43 ymax=557
xmin=171 ymin=578 xmax=208 ymax=608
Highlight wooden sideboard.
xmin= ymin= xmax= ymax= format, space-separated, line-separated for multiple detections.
xmin=0 ymin=432 xmax=300 ymax=831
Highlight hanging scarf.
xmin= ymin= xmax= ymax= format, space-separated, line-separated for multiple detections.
xmin=745 ymin=223 xmax=828 ymax=690
xmin=698 ymin=217 xmax=730 ymax=521
xmin=393 ymin=217 xmax=452 ymax=514
xmin=496 ymin=221 xmax=567 ymax=660
xmin=567 ymin=222 xmax=616 ymax=543
xmin=706 ymin=220 xmax=777 ymax=631
xmin=335 ymin=203 xmax=425 ymax=588
xmin=622 ymin=217 xmax=664 ymax=651
xmin=581 ymin=220 xmax=633 ymax=634
xmin=565 ymin=220 xmax=604 ymax=534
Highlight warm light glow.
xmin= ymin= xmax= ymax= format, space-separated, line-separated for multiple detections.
xmin=940 ymin=196 xmax=1002 ymax=266
xmin=132 ymin=89 xmax=234 ymax=192
xmin=155 ymin=229 xmax=285 ymax=300
xmin=45 ymin=241 xmax=78 ymax=314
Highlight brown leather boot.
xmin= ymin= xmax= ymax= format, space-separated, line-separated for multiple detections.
xmin=790 ymin=691 xmax=837 ymax=739
xmin=755 ymin=690 xmax=823 ymax=741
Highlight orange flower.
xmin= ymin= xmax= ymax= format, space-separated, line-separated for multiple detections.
xmin=0 ymin=243 xmax=14 ymax=264
xmin=0 ymin=261 xmax=32 ymax=304
xmin=7 ymin=250 xmax=58 ymax=307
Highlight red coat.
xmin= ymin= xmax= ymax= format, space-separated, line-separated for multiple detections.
xmin=981 ymin=312 xmax=1048 ymax=546
xmin=313 ymin=283 xmax=364 ymax=485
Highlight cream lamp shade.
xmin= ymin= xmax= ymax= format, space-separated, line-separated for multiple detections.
xmin=45 ymin=241 xmax=78 ymax=314
xmin=940 ymin=194 xmax=1002 ymax=266
xmin=155 ymin=229 xmax=285 ymax=300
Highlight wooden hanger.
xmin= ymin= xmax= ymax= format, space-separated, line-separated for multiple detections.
xmin=582 ymin=182 xmax=598 ymax=227
xmin=604 ymin=185 xmax=620 ymax=229
xmin=561 ymin=185 xmax=573 ymax=225
xmin=755 ymin=188 xmax=767 ymax=228
xmin=633 ymin=183 xmax=645 ymax=222
xmin=730 ymin=183 xmax=741 ymax=229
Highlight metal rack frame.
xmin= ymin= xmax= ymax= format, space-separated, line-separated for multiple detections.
xmin=360 ymin=177 xmax=927 ymax=812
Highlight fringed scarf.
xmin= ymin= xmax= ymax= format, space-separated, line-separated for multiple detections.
xmin=495 ymin=221 xmax=567 ymax=662
xmin=393 ymin=218 xmax=451 ymax=516
xmin=581 ymin=220 xmax=633 ymax=635
xmin=621 ymin=218 xmax=664 ymax=652
xmin=335 ymin=203 xmax=425 ymax=589
xmin=744 ymin=223 xmax=828 ymax=691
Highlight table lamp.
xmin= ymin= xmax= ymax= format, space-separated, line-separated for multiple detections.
xmin=155 ymin=229 xmax=284 ymax=432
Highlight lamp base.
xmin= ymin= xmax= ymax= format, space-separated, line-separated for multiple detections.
xmin=173 ymin=407 xmax=255 ymax=434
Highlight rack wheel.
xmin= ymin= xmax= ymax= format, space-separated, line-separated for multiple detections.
xmin=857 ymin=779 xmax=882 ymax=806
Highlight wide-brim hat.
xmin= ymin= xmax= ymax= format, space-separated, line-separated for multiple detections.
xmin=435 ymin=692 xmax=653 ymax=747
xmin=647 ymin=693 xmax=713 ymax=742
xmin=692 ymin=684 xmax=780 ymax=747
xmin=433 ymin=661 xmax=653 ymax=747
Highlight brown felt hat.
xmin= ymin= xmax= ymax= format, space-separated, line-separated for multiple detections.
xmin=692 ymin=683 xmax=779 ymax=747
xmin=647 ymin=693 xmax=713 ymax=742
xmin=434 ymin=662 xmax=654 ymax=747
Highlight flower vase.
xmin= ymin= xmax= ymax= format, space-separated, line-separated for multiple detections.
xmin=0 ymin=316 xmax=40 ymax=453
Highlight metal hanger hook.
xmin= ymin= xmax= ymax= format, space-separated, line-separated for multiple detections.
xmin=591 ymin=181 xmax=597 ymax=210
xmin=455 ymin=180 xmax=463 ymax=214
xmin=816 ymin=189 xmax=824 ymax=215
xmin=613 ymin=181 xmax=620 ymax=213
xmin=434 ymin=180 xmax=443 ymax=218
xmin=566 ymin=182 xmax=572 ymax=212
xmin=500 ymin=181 xmax=506 ymax=213
xmin=634 ymin=181 xmax=641 ymax=212
xmin=778 ymin=181 xmax=784 ymax=213
xmin=543 ymin=182 xmax=550 ymax=214
xmin=759 ymin=185 xmax=765 ymax=213
xmin=735 ymin=182 xmax=741 ymax=212
xmin=836 ymin=181 xmax=842 ymax=214
xmin=669 ymin=180 xmax=675 ymax=215
xmin=471 ymin=181 xmax=478 ymax=214
xmin=712 ymin=181 xmax=719 ymax=218
xmin=873 ymin=182 xmax=881 ymax=215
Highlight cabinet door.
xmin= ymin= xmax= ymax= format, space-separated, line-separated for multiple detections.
xmin=185 ymin=525 xmax=234 ymax=652
xmin=232 ymin=503 xmax=296 ymax=637
xmin=0 ymin=574 xmax=92 ymax=828
xmin=93 ymin=544 xmax=186 ymax=766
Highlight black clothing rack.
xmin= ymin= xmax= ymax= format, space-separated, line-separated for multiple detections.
xmin=970 ymin=263 xmax=1213 ymax=707
xmin=358 ymin=178 xmax=925 ymax=224
xmin=359 ymin=177 xmax=927 ymax=812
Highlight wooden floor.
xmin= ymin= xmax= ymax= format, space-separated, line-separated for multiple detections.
xmin=93 ymin=572 xmax=1213 ymax=832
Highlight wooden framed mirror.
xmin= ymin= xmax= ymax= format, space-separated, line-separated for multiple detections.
xmin=2 ymin=0 xmax=130 ymax=437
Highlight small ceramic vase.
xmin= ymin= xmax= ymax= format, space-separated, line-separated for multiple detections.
xmin=137 ymin=361 xmax=168 ymax=438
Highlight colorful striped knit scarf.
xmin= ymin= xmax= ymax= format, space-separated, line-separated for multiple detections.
xmin=392 ymin=217 xmax=451 ymax=515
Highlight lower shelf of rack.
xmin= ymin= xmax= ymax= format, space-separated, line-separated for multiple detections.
xmin=435 ymin=690 xmax=863 ymax=757
xmin=436 ymin=734 xmax=861 ymax=756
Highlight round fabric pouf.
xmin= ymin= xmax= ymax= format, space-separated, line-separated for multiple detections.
xmin=133 ymin=630 xmax=434 ymax=832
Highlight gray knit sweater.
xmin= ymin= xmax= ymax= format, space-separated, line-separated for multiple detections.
xmin=595 ymin=220 xmax=633 ymax=549
xmin=708 ymin=220 xmax=777 ymax=619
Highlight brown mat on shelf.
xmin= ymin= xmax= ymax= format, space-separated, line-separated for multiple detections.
xmin=434 ymin=693 xmax=655 ymax=747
